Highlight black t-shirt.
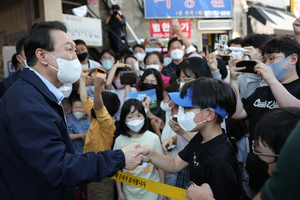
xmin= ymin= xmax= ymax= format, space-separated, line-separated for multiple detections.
xmin=178 ymin=132 xmax=239 ymax=200
xmin=242 ymin=78 xmax=300 ymax=142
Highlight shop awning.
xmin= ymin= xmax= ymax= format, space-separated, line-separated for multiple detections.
xmin=248 ymin=6 xmax=296 ymax=35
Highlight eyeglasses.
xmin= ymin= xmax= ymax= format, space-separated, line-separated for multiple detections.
xmin=252 ymin=140 xmax=279 ymax=157
xmin=261 ymin=54 xmax=285 ymax=64
xmin=176 ymin=77 xmax=196 ymax=84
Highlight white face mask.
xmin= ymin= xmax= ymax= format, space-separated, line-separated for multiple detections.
xmin=45 ymin=50 xmax=81 ymax=85
xmin=160 ymin=100 xmax=174 ymax=111
xmin=163 ymin=57 xmax=172 ymax=66
xmin=73 ymin=112 xmax=86 ymax=120
xmin=146 ymin=64 xmax=160 ymax=71
xmin=177 ymin=106 xmax=207 ymax=131
xmin=179 ymin=82 xmax=185 ymax=90
xmin=170 ymin=49 xmax=184 ymax=60
xmin=125 ymin=119 xmax=145 ymax=133
xmin=59 ymin=85 xmax=73 ymax=98
xmin=18 ymin=55 xmax=29 ymax=68
xmin=134 ymin=53 xmax=146 ymax=62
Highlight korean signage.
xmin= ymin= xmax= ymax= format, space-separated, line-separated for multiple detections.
xmin=145 ymin=0 xmax=232 ymax=18
xmin=150 ymin=21 xmax=191 ymax=39
xmin=62 ymin=14 xmax=102 ymax=47
xmin=88 ymin=0 xmax=98 ymax=7
xmin=2 ymin=46 xmax=16 ymax=78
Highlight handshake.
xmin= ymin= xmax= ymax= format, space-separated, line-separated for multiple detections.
xmin=121 ymin=143 xmax=151 ymax=170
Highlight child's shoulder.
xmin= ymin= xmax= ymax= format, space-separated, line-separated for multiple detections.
xmin=143 ymin=130 xmax=160 ymax=140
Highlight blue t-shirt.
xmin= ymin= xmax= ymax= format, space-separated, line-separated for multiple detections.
xmin=67 ymin=115 xmax=91 ymax=155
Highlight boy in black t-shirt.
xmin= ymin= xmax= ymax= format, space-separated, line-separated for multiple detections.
xmin=135 ymin=77 xmax=240 ymax=200
xmin=229 ymin=36 xmax=300 ymax=193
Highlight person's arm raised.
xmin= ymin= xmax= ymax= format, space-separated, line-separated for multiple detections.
xmin=105 ymin=61 xmax=126 ymax=90
xmin=171 ymin=24 xmax=197 ymax=55
xmin=254 ymin=59 xmax=300 ymax=108
xmin=94 ymin=73 xmax=107 ymax=110
xmin=79 ymin=67 xmax=90 ymax=102
xmin=229 ymin=57 xmax=248 ymax=119
xmin=293 ymin=17 xmax=300 ymax=43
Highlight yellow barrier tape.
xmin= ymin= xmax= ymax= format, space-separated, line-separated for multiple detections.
xmin=111 ymin=171 xmax=187 ymax=200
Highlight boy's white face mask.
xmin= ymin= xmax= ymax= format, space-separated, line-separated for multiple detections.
xmin=177 ymin=106 xmax=207 ymax=131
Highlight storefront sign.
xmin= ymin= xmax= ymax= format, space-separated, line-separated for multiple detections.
xmin=62 ymin=14 xmax=102 ymax=46
xmin=145 ymin=0 xmax=232 ymax=18
xmin=88 ymin=0 xmax=98 ymax=7
xmin=150 ymin=21 xmax=191 ymax=39
xmin=2 ymin=46 xmax=16 ymax=78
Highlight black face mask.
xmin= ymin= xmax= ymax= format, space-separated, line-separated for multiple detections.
xmin=77 ymin=52 xmax=88 ymax=62
xmin=141 ymin=83 xmax=157 ymax=91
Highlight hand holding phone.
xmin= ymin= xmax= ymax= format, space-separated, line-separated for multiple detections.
xmin=94 ymin=68 xmax=106 ymax=77
xmin=149 ymin=37 xmax=158 ymax=43
xmin=172 ymin=19 xmax=179 ymax=25
xmin=236 ymin=60 xmax=257 ymax=73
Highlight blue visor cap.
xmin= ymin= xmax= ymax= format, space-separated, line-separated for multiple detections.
xmin=168 ymin=90 xmax=228 ymax=118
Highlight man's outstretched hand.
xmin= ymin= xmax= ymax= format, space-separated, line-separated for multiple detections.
xmin=122 ymin=143 xmax=150 ymax=170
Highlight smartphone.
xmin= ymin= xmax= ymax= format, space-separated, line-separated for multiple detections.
xmin=220 ymin=55 xmax=231 ymax=65
xmin=172 ymin=19 xmax=179 ymax=25
xmin=149 ymin=37 xmax=158 ymax=43
xmin=172 ymin=115 xmax=178 ymax=122
xmin=94 ymin=68 xmax=106 ymax=77
xmin=218 ymin=35 xmax=228 ymax=55
xmin=236 ymin=60 xmax=257 ymax=73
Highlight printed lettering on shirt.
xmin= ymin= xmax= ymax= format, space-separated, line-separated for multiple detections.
xmin=253 ymin=99 xmax=279 ymax=109
xmin=193 ymin=152 xmax=200 ymax=169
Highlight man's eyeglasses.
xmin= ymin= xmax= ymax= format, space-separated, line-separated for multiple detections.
xmin=252 ymin=140 xmax=279 ymax=157
xmin=261 ymin=54 xmax=285 ymax=64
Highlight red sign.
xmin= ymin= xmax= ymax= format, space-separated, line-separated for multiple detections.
xmin=150 ymin=21 xmax=191 ymax=39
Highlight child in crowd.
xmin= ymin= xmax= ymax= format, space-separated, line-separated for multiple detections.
xmin=80 ymin=67 xmax=120 ymax=200
xmin=135 ymin=77 xmax=240 ymax=200
xmin=151 ymin=83 xmax=180 ymax=191
xmin=113 ymin=99 xmax=166 ymax=200
xmin=67 ymin=93 xmax=91 ymax=155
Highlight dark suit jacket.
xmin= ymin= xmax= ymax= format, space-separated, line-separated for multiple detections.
xmin=0 ymin=70 xmax=21 ymax=98
xmin=0 ymin=69 xmax=125 ymax=199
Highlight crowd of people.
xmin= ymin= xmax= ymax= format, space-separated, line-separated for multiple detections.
xmin=2 ymin=5 xmax=300 ymax=200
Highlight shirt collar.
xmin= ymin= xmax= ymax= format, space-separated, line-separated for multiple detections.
xmin=29 ymin=68 xmax=64 ymax=104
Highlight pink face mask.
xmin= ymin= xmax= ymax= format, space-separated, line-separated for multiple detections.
xmin=114 ymin=79 xmax=125 ymax=89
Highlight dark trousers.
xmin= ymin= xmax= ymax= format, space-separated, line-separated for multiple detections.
xmin=109 ymin=34 xmax=122 ymax=53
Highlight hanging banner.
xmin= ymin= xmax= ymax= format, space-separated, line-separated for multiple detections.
xmin=150 ymin=21 xmax=191 ymax=39
xmin=145 ymin=0 xmax=232 ymax=18
xmin=62 ymin=14 xmax=102 ymax=46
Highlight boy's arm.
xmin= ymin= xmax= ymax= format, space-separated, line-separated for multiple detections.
xmin=158 ymin=168 xmax=165 ymax=184
xmin=80 ymin=68 xmax=90 ymax=103
xmin=116 ymin=180 xmax=125 ymax=200
xmin=254 ymin=60 xmax=300 ymax=107
xmin=69 ymin=133 xmax=86 ymax=141
xmin=229 ymin=57 xmax=248 ymax=119
xmin=133 ymin=149 xmax=188 ymax=174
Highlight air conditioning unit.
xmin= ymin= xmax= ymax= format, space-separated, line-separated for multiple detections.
xmin=198 ymin=19 xmax=233 ymax=30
